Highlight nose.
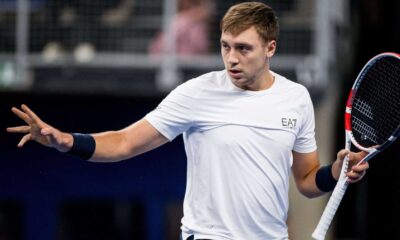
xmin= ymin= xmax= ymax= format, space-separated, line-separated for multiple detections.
xmin=227 ymin=50 xmax=239 ymax=65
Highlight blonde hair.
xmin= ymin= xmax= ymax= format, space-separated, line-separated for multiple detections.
xmin=220 ymin=2 xmax=279 ymax=43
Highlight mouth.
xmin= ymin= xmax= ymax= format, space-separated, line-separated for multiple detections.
xmin=228 ymin=69 xmax=243 ymax=79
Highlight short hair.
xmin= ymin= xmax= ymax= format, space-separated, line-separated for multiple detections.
xmin=220 ymin=2 xmax=279 ymax=43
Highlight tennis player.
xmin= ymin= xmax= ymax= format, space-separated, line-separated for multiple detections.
xmin=7 ymin=2 xmax=369 ymax=239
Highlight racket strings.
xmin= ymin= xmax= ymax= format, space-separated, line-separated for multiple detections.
xmin=351 ymin=56 xmax=400 ymax=148
xmin=352 ymin=114 xmax=379 ymax=144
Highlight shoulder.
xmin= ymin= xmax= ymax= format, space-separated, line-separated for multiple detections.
xmin=273 ymin=72 xmax=312 ymax=102
xmin=164 ymin=70 xmax=226 ymax=102
xmin=274 ymin=72 xmax=308 ymax=93
xmin=174 ymin=70 xmax=226 ymax=93
xmin=183 ymin=70 xmax=226 ymax=86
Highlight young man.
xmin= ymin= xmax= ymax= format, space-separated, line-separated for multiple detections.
xmin=7 ymin=2 xmax=368 ymax=239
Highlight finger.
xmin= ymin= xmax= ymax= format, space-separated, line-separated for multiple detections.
xmin=337 ymin=149 xmax=350 ymax=161
xmin=21 ymin=104 xmax=42 ymax=123
xmin=350 ymin=151 xmax=368 ymax=162
xmin=6 ymin=126 xmax=31 ymax=133
xmin=11 ymin=107 xmax=32 ymax=124
xmin=347 ymin=170 xmax=366 ymax=183
xmin=351 ymin=161 xmax=369 ymax=172
xmin=17 ymin=133 xmax=32 ymax=147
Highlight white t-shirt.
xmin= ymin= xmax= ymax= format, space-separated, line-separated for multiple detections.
xmin=145 ymin=70 xmax=317 ymax=240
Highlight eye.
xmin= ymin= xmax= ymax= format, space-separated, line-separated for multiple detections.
xmin=238 ymin=45 xmax=250 ymax=52
xmin=221 ymin=43 xmax=230 ymax=50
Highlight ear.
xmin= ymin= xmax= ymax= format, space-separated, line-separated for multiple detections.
xmin=265 ymin=40 xmax=276 ymax=58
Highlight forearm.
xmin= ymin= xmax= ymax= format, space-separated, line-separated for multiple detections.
xmin=84 ymin=119 xmax=168 ymax=162
xmin=63 ymin=119 xmax=168 ymax=162
xmin=296 ymin=164 xmax=339 ymax=198
xmin=90 ymin=130 xmax=132 ymax=162
xmin=61 ymin=131 xmax=128 ymax=162
xmin=292 ymin=151 xmax=338 ymax=198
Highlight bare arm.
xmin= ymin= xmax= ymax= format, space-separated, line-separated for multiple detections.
xmin=291 ymin=150 xmax=322 ymax=198
xmin=7 ymin=104 xmax=169 ymax=162
xmin=90 ymin=118 xmax=168 ymax=162
xmin=292 ymin=150 xmax=369 ymax=198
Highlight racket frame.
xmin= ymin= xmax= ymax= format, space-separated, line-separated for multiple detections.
xmin=345 ymin=52 xmax=400 ymax=163
xmin=312 ymin=52 xmax=400 ymax=240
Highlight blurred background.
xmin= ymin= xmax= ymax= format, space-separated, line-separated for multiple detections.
xmin=0 ymin=0 xmax=399 ymax=239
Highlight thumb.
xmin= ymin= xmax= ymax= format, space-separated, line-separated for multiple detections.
xmin=41 ymin=127 xmax=71 ymax=152
xmin=40 ymin=127 xmax=61 ymax=146
xmin=41 ymin=127 xmax=53 ymax=136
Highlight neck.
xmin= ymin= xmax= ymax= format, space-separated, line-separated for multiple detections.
xmin=258 ymin=70 xmax=275 ymax=90
xmin=242 ymin=70 xmax=275 ymax=91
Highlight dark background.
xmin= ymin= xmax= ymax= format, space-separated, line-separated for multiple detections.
xmin=1 ymin=93 xmax=187 ymax=240
xmin=335 ymin=0 xmax=400 ymax=239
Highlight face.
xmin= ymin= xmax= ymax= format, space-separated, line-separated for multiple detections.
xmin=220 ymin=26 xmax=276 ymax=91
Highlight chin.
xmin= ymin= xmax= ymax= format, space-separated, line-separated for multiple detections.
xmin=231 ymin=79 xmax=250 ymax=89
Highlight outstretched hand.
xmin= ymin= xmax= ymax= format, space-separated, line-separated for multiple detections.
xmin=6 ymin=104 xmax=72 ymax=152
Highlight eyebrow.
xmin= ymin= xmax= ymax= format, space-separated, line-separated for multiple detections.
xmin=220 ymin=40 xmax=253 ymax=48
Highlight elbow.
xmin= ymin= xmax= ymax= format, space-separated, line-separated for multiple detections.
xmin=297 ymin=182 xmax=325 ymax=199
xmin=117 ymin=130 xmax=149 ymax=160
xmin=301 ymin=191 xmax=322 ymax=199
xmin=298 ymin=187 xmax=319 ymax=199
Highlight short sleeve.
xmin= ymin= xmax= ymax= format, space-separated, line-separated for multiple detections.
xmin=145 ymin=81 xmax=197 ymax=141
xmin=293 ymin=89 xmax=317 ymax=153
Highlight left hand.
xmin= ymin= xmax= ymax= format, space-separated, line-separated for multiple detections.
xmin=332 ymin=149 xmax=369 ymax=183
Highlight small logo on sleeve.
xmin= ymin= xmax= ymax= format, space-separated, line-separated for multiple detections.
xmin=281 ymin=118 xmax=297 ymax=129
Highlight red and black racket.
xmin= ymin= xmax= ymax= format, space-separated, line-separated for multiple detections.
xmin=312 ymin=52 xmax=400 ymax=240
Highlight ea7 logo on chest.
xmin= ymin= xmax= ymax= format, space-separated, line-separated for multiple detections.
xmin=281 ymin=118 xmax=297 ymax=129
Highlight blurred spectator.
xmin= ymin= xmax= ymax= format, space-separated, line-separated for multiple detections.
xmin=149 ymin=0 xmax=215 ymax=56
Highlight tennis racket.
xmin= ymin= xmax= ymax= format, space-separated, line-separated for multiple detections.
xmin=312 ymin=52 xmax=400 ymax=240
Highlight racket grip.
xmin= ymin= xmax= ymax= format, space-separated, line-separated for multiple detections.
xmin=312 ymin=179 xmax=348 ymax=240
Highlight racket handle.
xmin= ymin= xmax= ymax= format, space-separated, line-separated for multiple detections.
xmin=312 ymin=180 xmax=348 ymax=240
xmin=312 ymin=155 xmax=350 ymax=240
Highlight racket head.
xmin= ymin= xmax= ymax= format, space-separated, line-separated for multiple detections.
xmin=345 ymin=52 xmax=400 ymax=152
